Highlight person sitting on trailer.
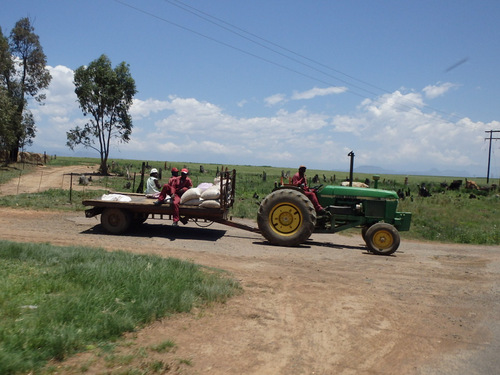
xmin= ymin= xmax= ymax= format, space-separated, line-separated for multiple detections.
xmin=292 ymin=165 xmax=329 ymax=216
xmin=154 ymin=168 xmax=193 ymax=226
xmin=145 ymin=168 xmax=162 ymax=197
xmin=169 ymin=167 xmax=179 ymax=180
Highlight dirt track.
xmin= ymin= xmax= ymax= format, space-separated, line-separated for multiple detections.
xmin=0 ymin=165 xmax=499 ymax=374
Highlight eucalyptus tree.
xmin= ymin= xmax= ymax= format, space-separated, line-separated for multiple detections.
xmin=0 ymin=87 xmax=16 ymax=159
xmin=0 ymin=28 xmax=15 ymax=158
xmin=67 ymin=54 xmax=137 ymax=175
xmin=3 ymin=18 xmax=51 ymax=161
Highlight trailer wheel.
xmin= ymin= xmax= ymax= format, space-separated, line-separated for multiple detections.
xmin=257 ymin=189 xmax=316 ymax=246
xmin=101 ymin=208 xmax=131 ymax=234
xmin=364 ymin=223 xmax=400 ymax=255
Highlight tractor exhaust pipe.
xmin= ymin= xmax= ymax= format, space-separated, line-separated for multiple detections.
xmin=348 ymin=151 xmax=354 ymax=187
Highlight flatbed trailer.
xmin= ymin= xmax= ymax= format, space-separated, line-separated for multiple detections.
xmin=82 ymin=169 xmax=258 ymax=234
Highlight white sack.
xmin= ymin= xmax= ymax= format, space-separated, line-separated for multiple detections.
xmin=182 ymin=198 xmax=203 ymax=206
xmin=197 ymin=182 xmax=213 ymax=192
xmin=101 ymin=194 xmax=132 ymax=202
xmin=180 ymin=187 xmax=201 ymax=203
xmin=200 ymin=199 xmax=221 ymax=208
xmin=201 ymin=186 xmax=220 ymax=200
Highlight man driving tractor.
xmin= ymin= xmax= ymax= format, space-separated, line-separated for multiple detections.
xmin=292 ymin=165 xmax=330 ymax=216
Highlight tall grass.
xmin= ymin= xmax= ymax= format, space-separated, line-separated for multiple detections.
xmin=0 ymin=240 xmax=240 ymax=374
xmin=399 ymin=192 xmax=499 ymax=244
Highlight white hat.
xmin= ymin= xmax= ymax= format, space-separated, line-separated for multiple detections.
xmin=150 ymin=168 xmax=158 ymax=174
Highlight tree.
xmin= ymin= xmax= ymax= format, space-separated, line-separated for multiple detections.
xmin=0 ymin=87 xmax=16 ymax=160
xmin=0 ymin=27 xmax=15 ymax=161
xmin=4 ymin=18 xmax=51 ymax=162
xmin=67 ymin=54 xmax=137 ymax=175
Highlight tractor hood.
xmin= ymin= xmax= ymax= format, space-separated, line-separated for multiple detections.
xmin=319 ymin=185 xmax=399 ymax=200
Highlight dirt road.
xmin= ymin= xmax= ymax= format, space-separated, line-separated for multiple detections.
xmin=0 ymin=166 xmax=499 ymax=374
xmin=0 ymin=164 xmax=100 ymax=196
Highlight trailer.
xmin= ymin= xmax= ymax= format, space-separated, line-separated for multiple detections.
xmin=82 ymin=170 xmax=257 ymax=234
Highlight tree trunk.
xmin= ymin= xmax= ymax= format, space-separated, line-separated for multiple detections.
xmin=9 ymin=147 xmax=19 ymax=163
xmin=99 ymin=159 xmax=109 ymax=175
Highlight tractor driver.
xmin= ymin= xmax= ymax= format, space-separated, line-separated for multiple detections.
xmin=292 ymin=165 xmax=329 ymax=216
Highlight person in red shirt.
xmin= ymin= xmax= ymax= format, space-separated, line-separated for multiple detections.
xmin=292 ymin=165 xmax=329 ymax=216
xmin=169 ymin=167 xmax=179 ymax=181
xmin=154 ymin=168 xmax=193 ymax=226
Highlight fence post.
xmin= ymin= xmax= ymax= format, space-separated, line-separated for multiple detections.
xmin=69 ymin=173 xmax=73 ymax=202
xmin=17 ymin=170 xmax=22 ymax=194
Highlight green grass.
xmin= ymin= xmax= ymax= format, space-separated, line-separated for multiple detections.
xmin=0 ymin=188 xmax=108 ymax=211
xmin=46 ymin=155 xmax=102 ymax=167
xmin=399 ymin=192 xmax=499 ymax=244
xmin=0 ymin=240 xmax=241 ymax=374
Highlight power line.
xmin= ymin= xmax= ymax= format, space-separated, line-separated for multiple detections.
xmin=112 ymin=0 xmax=357 ymax=93
xmin=114 ymin=0 xmax=463 ymax=122
xmin=164 ymin=0 xmax=464 ymax=121
xmin=165 ymin=0 xmax=384 ymax=98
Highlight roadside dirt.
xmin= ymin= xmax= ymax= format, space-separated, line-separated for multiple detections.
xmin=0 ymin=166 xmax=499 ymax=374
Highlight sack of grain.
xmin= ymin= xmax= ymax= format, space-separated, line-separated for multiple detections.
xmin=201 ymin=186 xmax=220 ymax=200
xmin=180 ymin=187 xmax=201 ymax=203
xmin=200 ymin=199 xmax=220 ymax=208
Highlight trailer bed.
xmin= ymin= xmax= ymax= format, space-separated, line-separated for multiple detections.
xmin=82 ymin=169 xmax=237 ymax=234
xmin=83 ymin=195 xmax=230 ymax=221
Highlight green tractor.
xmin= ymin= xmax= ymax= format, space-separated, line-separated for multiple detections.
xmin=257 ymin=183 xmax=412 ymax=255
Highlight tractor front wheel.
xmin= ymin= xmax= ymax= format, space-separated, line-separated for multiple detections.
xmin=364 ymin=223 xmax=400 ymax=255
xmin=361 ymin=225 xmax=370 ymax=242
xmin=257 ymin=189 xmax=316 ymax=246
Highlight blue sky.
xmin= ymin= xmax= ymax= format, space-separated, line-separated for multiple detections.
xmin=2 ymin=0 xmax=500 ymax=177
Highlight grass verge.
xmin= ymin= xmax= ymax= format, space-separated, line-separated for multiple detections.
xmin=0 ymin=240 xmax=241 ymax=374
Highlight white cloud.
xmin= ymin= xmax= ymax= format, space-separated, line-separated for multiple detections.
xmin=423 ymin=82 xmax=458 ymax=99
xmin=331 ymin=115 xmax=368 ymax=135
xmin=32 ymin=65 xmax=78 ymax=120
xmin=264 ymin=86 xmax=347 ymax=107
xmin=131 ymin=98 xmax=171 ymax=119
xmin=264 ymin=93 xmax=286 ymax=106
xmin=331 ymin=90 xmax=493 ymax=171
xmin=291 ymin=86 xmax=347 ymax=100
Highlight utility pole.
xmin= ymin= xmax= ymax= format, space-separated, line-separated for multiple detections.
xmin=485 ymin=130 xmax=500 ymax=184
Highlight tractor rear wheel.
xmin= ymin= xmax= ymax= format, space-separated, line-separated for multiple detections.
xmin=364 ymin=223 xmax=400 ymax=255
xmin=101 ymin=208 xmax=131 ymax=234
xmin=257 ymin=189 xmax=316 ymax=246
